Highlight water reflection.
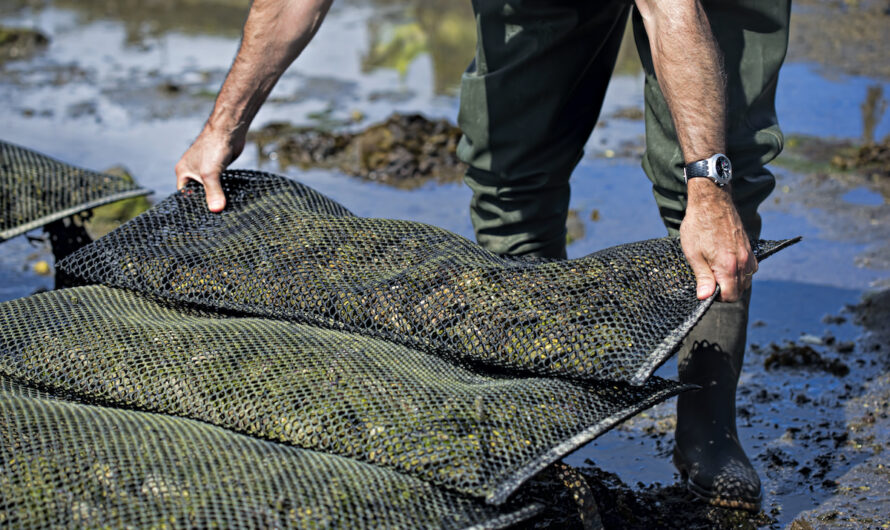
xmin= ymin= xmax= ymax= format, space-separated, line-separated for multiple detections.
xmin=51 ymin=0 xmax=249 ymax=42
xmin=359 ymin=1 xmax=641 ymax=95
xmin=6 ymin=0 xmax=641 ymax=96
xmin=361 ymin=1 xmax=475 ymax=95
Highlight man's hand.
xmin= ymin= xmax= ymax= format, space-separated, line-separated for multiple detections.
xmin=174 ymin=0 xmax=333 ymax=212
xmin=175 ymin=126 xmax=245 ymax=212
xmin=680 ymin=180 xmax=757 ymax=302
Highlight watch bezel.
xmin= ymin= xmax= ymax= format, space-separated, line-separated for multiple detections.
xmin=709 ymin=154 xmax=732 ymax=186
xmin=683 ymin=153 xmax=732 ymax=187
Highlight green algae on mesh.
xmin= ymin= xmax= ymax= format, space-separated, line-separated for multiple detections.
xmin=0 ymin=285 xmax=686 ymax=501
xmin=85 ymin=166 xmax=152 ymax=239
xmin=0 ymin=140 xmax=151 ymax=240
xmin=789 ymin=0 xmax=890 ymax=80
xmin=249 ymin=113 xmax=466 ymax=189
xmin=108 ymin=216 xmax=648 ymax=379
xmin=1 ymin=380 xmax=533 ymax=529
xmin=56 ymin=174 xmax=798 ymax=384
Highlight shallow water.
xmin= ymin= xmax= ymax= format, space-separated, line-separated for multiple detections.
xmin=1 ymin=1 xmax=889 ymax=527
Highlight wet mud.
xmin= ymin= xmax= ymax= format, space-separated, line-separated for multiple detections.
xmin=250 ymin=113 xmax=466 ymax=189
xmin=517 ymin=464 xmax=774 ymax=529
xmin=772 ymin=134 xmax=890 ymax=271
xmin=517 ymin=288 xmax=890 ymax=529
xmin=789 ymin=0 xmax=890 ymax=80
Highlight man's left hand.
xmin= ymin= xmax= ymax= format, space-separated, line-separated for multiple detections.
xmin=680 ymin=180 xmax=757 ymax=302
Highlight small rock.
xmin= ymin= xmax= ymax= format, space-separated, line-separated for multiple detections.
xmin=835 ymin=341 xmax=856 ymax=353
xmin=32 ymin=260 xmax=51 ymax=276
xmin=821 ymin=314 xmax=847 ymax=325
xmin=800 ymin=334 xmax=824 ymax=346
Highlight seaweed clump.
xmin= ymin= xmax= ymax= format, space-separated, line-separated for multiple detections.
xmin=763 ymin=343 xmax=850 ymax=377
xmin=250 ymin=113 xmax=465 ymax=189
xmin=0 ymin=26 xmax=49 ymax=63
xmin=830 ymin=136 xmax=890 ymax=180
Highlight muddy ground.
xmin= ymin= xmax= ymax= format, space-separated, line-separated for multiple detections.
xmin=1 ymin=0 xmax=889 ymax=528
xmin=513 ymin=288 xmax=890 ymax=529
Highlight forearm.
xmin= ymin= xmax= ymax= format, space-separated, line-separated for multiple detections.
xmin=206 ymin=0 xmax=333 ymax=138
xmin=635 ymin=0 xmax=726 ymax=168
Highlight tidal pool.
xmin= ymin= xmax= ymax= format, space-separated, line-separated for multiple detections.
xmin=1 ymin=0 xmax=888 ymax=527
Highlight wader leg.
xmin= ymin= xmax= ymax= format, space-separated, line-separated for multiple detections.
xmin=673 ymin=289 xmax=763 ymax=511
xmin=458 ymin=0 xmax=631 ymax=258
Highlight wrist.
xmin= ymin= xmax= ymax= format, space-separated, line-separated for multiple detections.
xmin=687 ymin=177 xmax=732 ymax=203
xmin=204 ymin=110 xmax=247 ymax=142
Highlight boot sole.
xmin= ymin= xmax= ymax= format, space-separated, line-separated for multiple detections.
xmin=673 ymin=449 xmax=762 ymax=513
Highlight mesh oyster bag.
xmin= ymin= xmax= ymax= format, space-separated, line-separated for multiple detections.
xmin=58 ymin=170 xmax=798 ymax=385
xmin=0 ymin=285 xmax=689 ymax=504
xmin=0 ymin=139 xmax=150 ymax=241
xmin=0 ymin=376 xmax=540 ymax=529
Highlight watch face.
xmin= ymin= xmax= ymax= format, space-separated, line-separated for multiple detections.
xmin=715 ymin=156 xmax=731 ymax=181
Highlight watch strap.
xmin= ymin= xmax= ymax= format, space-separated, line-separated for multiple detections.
xmin=683 ymin=153 xmax=731 ymax=186
xmin=684 ymin=159 xmax=711 ymax=178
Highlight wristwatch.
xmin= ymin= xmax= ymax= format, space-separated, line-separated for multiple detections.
xmin=683 ymin=153 xmax=732 ymax=187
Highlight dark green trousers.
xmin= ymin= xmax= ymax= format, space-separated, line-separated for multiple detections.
xmin=457 ymin=0 xmax=791 ymax=257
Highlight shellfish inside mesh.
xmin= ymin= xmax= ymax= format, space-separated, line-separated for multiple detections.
xmin=0 ymin=376 xmax=540 ymax=529
xmin=0 ymin=285 xmax=689 ymax=504
xmin=58 ymin=170 xmax=798 ymax=385
xmin=0 ymin=139 xmax=150 ymax=241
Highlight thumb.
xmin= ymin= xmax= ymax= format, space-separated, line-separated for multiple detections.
xmin=688 ymin=255 xmax=717 ymax=300
xmin=201 ymin=171 xmax=226 ymax=213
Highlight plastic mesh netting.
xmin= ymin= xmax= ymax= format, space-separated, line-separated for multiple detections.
xmin=58 ymin=170 xmax=798 ymax=385
xmin=0 ymin=285 xmax=689 ymax=504
xmin=0 ymin=375 xmax=540 ymax=529
xmin=0 ymin=139 xmax=150 ymax=241
xmin=1 ymin=167 xmax=798 ymax=527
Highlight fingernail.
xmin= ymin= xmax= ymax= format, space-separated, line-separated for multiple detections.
xmin=697 ymin=286 xmax=709 ymax=297
xmin=210 ymin=199 xmax=223 ymax=210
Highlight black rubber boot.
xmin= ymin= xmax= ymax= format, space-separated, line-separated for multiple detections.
xmin=673 ymin=289 xmax=762 ymax=512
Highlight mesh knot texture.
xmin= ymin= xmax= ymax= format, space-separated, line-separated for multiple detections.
xmin=58 ymin=170 xmax=798 ymax=385
xmin=1 ymin=166 xmax=799 ymax=528
xmin=0 ymin=376 xmax=540 ymax=529
xmin=0 ymin=139 xmax=151 ymax=241
xmin=0 ymin=285 xmax=690 ymax=504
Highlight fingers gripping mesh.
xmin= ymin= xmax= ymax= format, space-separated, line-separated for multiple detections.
xmin=0 ymin=286 xmax=689 ymax=504
xmin=58 ymin=170 xmax=798 ymax=385
xmin=0 ymin=377 xmax=540 ymax=529
xmin=0 ymin=140 xmax=151 ymax=241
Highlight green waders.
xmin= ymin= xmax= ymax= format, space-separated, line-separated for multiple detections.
xmin=457 ymin=0 xmax=791 ymax=510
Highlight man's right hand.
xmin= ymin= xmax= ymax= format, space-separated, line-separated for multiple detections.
xmin=173 ymin=0 xmax=333 ymax=212
xmin=175 ymin=127 xmax=245 ymax=213
xmin=680 ymin=180 xmax=757 ymax=303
